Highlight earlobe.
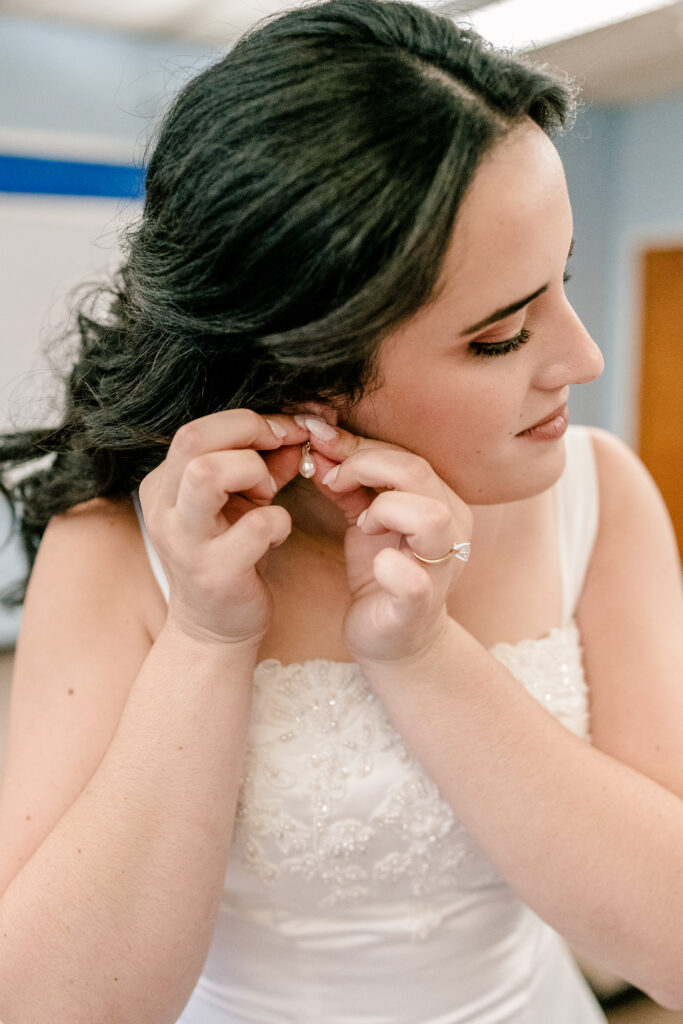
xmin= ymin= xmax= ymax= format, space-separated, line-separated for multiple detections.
xmin=293 ymin=401 xmax=339 ymax=427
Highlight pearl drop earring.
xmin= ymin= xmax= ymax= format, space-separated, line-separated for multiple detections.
xmin=299 ymin=440 xmax=316 ymax=479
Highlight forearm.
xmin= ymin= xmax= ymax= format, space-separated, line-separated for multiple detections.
xmin=359 ymin=621 xmax=683 ymax=1008
xmin=0 ymin=624 xmax=254 ymax=1024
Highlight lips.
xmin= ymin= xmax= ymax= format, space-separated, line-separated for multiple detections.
xmin=517 ymin=404 xmax=569 ymax=441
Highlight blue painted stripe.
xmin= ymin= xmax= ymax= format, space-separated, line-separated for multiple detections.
xmin=0 ymin=153 xmax=145 ymax=199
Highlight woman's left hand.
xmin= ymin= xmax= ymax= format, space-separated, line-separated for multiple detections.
xmin=306 ymin=423 xmax=473 ymax=665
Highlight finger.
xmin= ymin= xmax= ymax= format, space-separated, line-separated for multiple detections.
xmin=214 ymin=504 xmax=293 ymax=576
xmin=358 ymin=491 xmax=461 ymax=561
xmin=372 ymin=546 xmax=434 ymax=626
xmin=298 ymin=416 xmax=397 ymax=463
xmin=323 ymin=448 xmax=446 ymax=502
xmin=159 ymin=410 xmax=308 ymax=508
xmin=305 ymin=448 xmax=375 ymax=523
xmin=174 ymin=449 xmax=276 ymax=538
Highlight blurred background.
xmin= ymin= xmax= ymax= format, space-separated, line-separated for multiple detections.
xmin=0 ymin=2 xmax=681 ymax=1017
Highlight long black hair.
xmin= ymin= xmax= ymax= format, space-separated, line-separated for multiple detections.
xmin=0 ymin=0 xmax=576 ymax=604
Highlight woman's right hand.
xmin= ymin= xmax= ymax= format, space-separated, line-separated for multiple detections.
xmin=138 ymin=409 xmax=308 ymax=652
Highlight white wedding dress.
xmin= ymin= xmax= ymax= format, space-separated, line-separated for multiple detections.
xmin=133 ymin=426 xmax=608 ymax=1024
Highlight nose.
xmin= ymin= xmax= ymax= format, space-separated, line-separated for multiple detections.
xmin=533 ymin=300 xmax=604 ymax=391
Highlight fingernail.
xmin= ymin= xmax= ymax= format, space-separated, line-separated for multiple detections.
xmin=356 ymin=509 xmax=367 ymax=527
xmin=266 ymin=418 xmax=287 ymax=439
xmin=322 ymin=465 xmax=339 ymax=486
xmin=294 ymin=414 xmax=308 ymax=430
xmin=305 ymin=417 xmax=337 ymax=441
xmin=268 ymin=474 xmax=278 ymax=492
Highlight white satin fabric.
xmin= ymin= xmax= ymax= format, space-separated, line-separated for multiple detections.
xmin=134 ymin=427 xmax=607 ymax=1024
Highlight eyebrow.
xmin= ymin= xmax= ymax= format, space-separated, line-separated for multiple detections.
xmin=460 ymin=238 xmax=575 ymax=337
xmin=460 ymin=284 xmax=549 ymax=336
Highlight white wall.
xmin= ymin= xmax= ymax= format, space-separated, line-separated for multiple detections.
xmin=0 ymin=15 xmax=210 ymax=644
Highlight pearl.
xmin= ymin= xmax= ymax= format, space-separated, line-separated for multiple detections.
xmin=299 ymin=444 xmax=316 ymax=478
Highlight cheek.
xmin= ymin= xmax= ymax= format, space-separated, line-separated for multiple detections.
xmin=349 ymin=372 xmax=510 ymax=456
xmin=404 ymin=374 xmax=515 ymax=440
xmin=343 ymin=330 xmax=528 ymax=448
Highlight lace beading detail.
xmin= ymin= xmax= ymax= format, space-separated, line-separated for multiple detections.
xmin=235 ymin=659 xmax=485 ymax=913
xmin=231 ymin=621 xmax=590 ymax=922
xmin=489 ymin=621 xmax=590 ymax=739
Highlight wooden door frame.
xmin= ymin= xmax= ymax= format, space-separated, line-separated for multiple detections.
xmin=612 ymin=222 xmax=683 ymax=448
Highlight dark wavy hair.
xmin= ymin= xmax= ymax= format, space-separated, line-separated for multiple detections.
xmin=0 ymin=0 xmax=576 ymax=604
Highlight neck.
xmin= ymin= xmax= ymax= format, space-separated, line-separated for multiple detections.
xmin=275 ymin=478 xmax=349 ymax=546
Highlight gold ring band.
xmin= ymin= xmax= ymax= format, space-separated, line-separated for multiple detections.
xmin=412 ymin=542 xmax=471 ymax=565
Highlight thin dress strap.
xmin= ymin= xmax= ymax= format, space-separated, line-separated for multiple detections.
xmin=555 ymin=426 xmax=599 ymax=625
xmin=132 ymin=490 xmax=170 ymax=603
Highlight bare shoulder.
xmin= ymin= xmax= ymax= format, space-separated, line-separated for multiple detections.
xmin=582 ymin=425 xmax=680 ymax=606
xmin=37 ymin=494 xmax=166 ymax=642
xmin=587 ymin=426 xmax=677 ymax=546
xmin=0 ymin=495 xmax=166 ymax=894
xmin=578 ymin=429 xmax=683 ymax=787
xmin=41 ymin=493 xmax=142 ymax=573
xmin=589 ymin=425 xmax=659 ymax=497
xmin=44 ymin=492 xmax=145 ymax=563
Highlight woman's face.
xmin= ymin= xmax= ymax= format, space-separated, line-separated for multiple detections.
xmin=340 ymin=122 xmax=604 ymax=505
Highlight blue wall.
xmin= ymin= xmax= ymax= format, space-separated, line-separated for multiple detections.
xmin=556 ymin=104 xmax=619 ymax=430
xmin=0 ymin=14 xmax=213 ymax=151
xmin=558 ymin=91 xmax=683 ymax=437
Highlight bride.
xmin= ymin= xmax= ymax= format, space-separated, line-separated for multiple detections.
xmin=0 ymin=1 xmax=682 ymax=1021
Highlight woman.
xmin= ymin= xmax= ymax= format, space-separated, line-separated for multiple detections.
xmin=0 ymin=1 xmax=682 ymax=1021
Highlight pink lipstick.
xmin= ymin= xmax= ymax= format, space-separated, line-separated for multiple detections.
xmin=518 ymin=404 xmax=569 ymax=441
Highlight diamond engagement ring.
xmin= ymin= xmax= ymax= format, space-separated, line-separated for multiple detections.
xmin=412 ymin=542 xmax=471 ymax=565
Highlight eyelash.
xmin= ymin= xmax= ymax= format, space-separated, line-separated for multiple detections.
xmin=469 ymin=326 xmax=533 ymax=359
xmin=468 ymin=267 xmax=572 ymax=358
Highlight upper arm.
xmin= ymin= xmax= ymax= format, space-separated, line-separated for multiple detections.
xmin=577 ymin=428 xmax=683 ymax=796
xmin=0 ymin=498 xmax=160 ymax=897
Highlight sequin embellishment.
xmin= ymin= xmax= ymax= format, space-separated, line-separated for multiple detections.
xmin=230 ymin=623 xmax=590 ymax=926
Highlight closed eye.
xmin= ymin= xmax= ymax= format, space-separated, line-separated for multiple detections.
xmin=469 ymin=327 xmax=533 ymax=358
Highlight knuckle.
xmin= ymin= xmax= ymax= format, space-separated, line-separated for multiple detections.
xmin=410 ymin=455 xmax=433 ymax=484
xmin=234 ymin=408 xmax=263 ymax=434
xmin=237 ymin=449 xmax=269 ymax=487
xmin=184 ymin=455 xmax=214 ymax=487
xmin=404 ymin=571 xmax=431 ymax=603
xmin=244 ymin=506 xmax=274 ymax=538
xmin=171 ymin=421 xmax=202 ymax=456
xmin=243 ymin=447 xmax=266 ymax=472
xmin=425 ymin=503 xmax=451 ymax=534
xmin=369 ymin=491 xmax=389 ymax=515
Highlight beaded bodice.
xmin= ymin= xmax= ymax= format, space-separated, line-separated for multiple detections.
xmin=225 ymin=622 xmax=589 ymax=925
